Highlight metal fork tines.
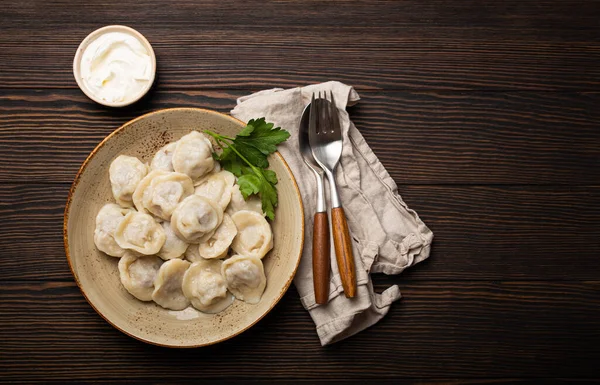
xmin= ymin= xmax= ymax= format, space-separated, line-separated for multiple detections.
xmin=309 ymin=91 xmax=343 ymax=207
xmin=308 ymin=91 xmax=357 ymax=298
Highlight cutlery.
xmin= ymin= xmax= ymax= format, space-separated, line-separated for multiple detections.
xmin=299 ymin=100 xmax=331 ymax=305
xmin=309 ymin=91 xmax=357 ymax=298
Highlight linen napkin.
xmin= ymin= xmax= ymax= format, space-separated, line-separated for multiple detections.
xmin=231 ymin=81 xmax=433 ymax=345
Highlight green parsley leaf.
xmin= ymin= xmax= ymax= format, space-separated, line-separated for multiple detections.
xmin=235 ymin=141 xmax=269 ymax=168
xmin=262 ymin=169 xmax=278 ymax=185
xmin=237 ymin=123 xmax=255 ymax=137
xmin=204 ymin=118 xmax=290 ymax=220
xmin=258 ymin=173 xmax=278 ymax=221
xmin=218 ymin=146 xmax=243 ymax=176
xmin=221 ymin=158 xmax=242 ymax=177
xmin=235 ymin=118 xmax=290 ymax=156
xmin=237 ymin=174 xmax=261 ymax=198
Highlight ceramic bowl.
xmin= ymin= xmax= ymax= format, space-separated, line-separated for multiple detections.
xmin=64 ymin=108 xmax=304 ymax=347
xmin=73 ymin=25 xmax=156 ymax=107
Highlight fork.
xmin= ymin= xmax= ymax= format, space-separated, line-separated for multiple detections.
xmin=301 ymin=101 xmax=330 ymax=305
xmin=309 ymin=91 xmax=357 ymax=298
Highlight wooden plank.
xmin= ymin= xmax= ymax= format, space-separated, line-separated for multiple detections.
xmin=13 ymin=380 xmax=597 ymax=385
xmin=0 ymin=280 xmax=598 ymax=380
xmin=0 ymin=1 xmax=598 ymax=90
xmin=351 ymin=91 xmax=600 ymax=184
xmin=1 ymin=183 xmax=598 ymax=281
xmin=9 ymin=381 xmax=599 ymax=385
xmin=0 ymin=89 xmax=597 ymax=184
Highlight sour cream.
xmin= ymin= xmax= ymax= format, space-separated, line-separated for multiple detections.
xmin=79 ymin=31 xmax=153 ymax=104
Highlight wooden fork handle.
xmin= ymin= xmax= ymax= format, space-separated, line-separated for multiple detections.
xmin=331 ymin=207 xmax=357 ymax=298
xmin=313 ymin=212 xmax=331 ymax=305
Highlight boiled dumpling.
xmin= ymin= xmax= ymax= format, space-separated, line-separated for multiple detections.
xmin=171 ymin=131 xmax=214 ymax=181
xmin=170 ymin=195 xmax=223 ymax=242
xmin=157 ymin=221 xmax=189 ymax=260
xmin=194 ymin=170 xmax=235 ymax=210
xmin=230 ymin=210 xmax=273 ymax=259
xmin=198 ymin=214 xmax=237 ymax=259
xmin=151 ymin=142 xmax=177 ymax=172
xmin=226 ymin=184 xmax=264 ymax=216
xmin=94 ymin=203 xmax=133 ymax=257
xmin=184 ymin=247 xmax=201 ymax=263
xmin=152 ymin=259 xmax=191 ymax=310
xmin=143 ymin=172 xmax=194 ymax=221
xmin=221 ymin=254 xmax=266 ymax=304
xmin=109 ymin=155 xmax=148 ymax=207
xmin=182 ymin=259 xmax=234 ymax=313
xmin=192 ymin=161 xmax=222 ymax=187
xmin=132 ymin=170 xmax=169 ymax=215
xmin=211 ymin=160 xmax=221 ymax=173
xmin=118 ymin=252 xmax=163 ymax=301
xmin=184 ymin=243 xmax=202 ymax=263
xmin=114 ymin=211 xmax=166 ymax=255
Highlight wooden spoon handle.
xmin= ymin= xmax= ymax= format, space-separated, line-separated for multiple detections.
xmin=312 ymin=212 xmax=331 ymax=305
xmin=331 ymin=207 xmax=357 ymax=298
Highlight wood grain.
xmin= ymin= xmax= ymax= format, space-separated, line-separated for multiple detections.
xmin=0 ymin=1 xmax=599 ymax=91
xmin=0 ymin=0 xmax=599 ymax=381
xmin=331 ymin=207 xmax=356 ymax=298
xmin=312 ymin=212 xmax=330 ymax=304
xmin=1 ymin=183 xmax=598 ymax=282
xmin=0 ymin=280 xmax=598 ymax=381
xmin=0 ymin=90 xmax=597 ymax=184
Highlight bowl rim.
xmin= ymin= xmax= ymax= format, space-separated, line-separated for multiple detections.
xmin=63 ymin=107 xmax=305 ymax=348
xmin=73 ymin=25 xmax=157 ymax=108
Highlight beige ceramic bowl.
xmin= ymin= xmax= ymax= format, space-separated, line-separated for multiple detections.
xmin=64 ymin=108 xmax=304 ymax=347
xmin=73 ymin=25 xmax=156 ymax=107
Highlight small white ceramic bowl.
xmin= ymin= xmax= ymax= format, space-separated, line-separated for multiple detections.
xmin=73 ymin=25 xmax=156 ymax=107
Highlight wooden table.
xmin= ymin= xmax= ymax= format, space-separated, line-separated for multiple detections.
xmin=1 ymin=1 xmax=599 ymax=383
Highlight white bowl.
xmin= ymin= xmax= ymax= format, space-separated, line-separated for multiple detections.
xmin=73 ymin=25 xmax=156 ymax=107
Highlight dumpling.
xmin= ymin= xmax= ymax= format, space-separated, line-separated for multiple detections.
xmin=143 ymin=172 xmax=194 ymax=221
xmin=118 ymin=252 xmax=163 ymax=301
xmin=184 ymin=243 xmax=202 ymax=263
xmin=152 ymin=259 xmax=191 ymax=310
xmin=182 ymin=259 xmax=234 ymax=313
xmin=114 ymin=211 xmax=166 ymax=255
xmin=171 ymin=131 xmax=215 ymax=181
xmin=198 ymin=214 xmax=237 ymax=259
xmin=230 ymin=210 xmax=273 ymax=259
xmin=132 ymin=170 xmax=169 ymax=214
xmin=194 ymin=170 xmax=235 ymax=210
xmin=94 ymin=203 xmax=133 ymax=257
xmin=157 ymin=221 xmax=189 ymax=260
xmin=151 ymin=142 xmax=177 ymax=171
xmin=170 ymin=195 xmax=223 ymax=242
xmin=226 ymin=184 xmax=263 ymax=216
xmin=192 ymin=161 xmax=222 ymax=187
xmin=212 ymin=160 xmax=221 ymax=173
xmin=221 ymin=254 xmax=266 ymax=304
xmin=109 ymin=155 xmax=148 ymax=207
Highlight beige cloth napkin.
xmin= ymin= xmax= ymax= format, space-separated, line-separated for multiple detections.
xmin=231 ymin=81 xmax=433 ymax=345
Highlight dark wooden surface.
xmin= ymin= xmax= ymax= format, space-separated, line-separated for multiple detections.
xmin=1 ymin=0 xmax=599 ymax=383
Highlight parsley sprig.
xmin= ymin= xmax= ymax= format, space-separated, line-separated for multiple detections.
xmin=205 ymin=118 xmax=290 ymax=220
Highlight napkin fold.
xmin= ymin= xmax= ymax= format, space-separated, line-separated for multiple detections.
xmin=231 ymin=81 xmax=433 ymax=345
